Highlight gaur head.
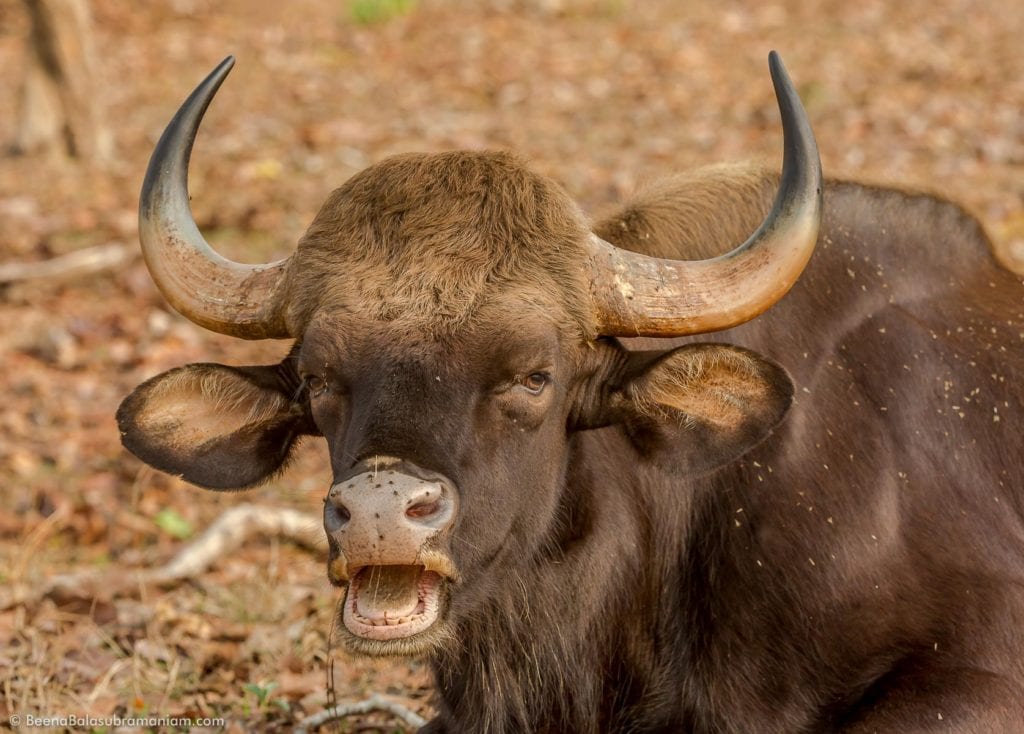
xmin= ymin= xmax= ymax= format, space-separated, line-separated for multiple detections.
xmin=118 ymin=53 xmax=821 ymax=656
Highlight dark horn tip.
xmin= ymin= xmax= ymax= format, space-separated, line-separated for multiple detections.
xmin=205 ymin=55 xmax=236 ymax=88
xmin=766 ymin=51 xmax=795 ymax=100
xmin=767 ymin=50 xmax=790 ymax=83
xmin=191 ymin=57 xmax=236 ymax=99
xmin=765 ymin=50 xmax=821 ymax=176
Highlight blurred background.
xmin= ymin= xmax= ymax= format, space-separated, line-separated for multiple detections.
xmin=1 ymin=0 xmax=1022 ymax=729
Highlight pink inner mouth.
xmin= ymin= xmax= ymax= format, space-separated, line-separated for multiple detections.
xmin=343 ymin=565 xmax=443 ymax=641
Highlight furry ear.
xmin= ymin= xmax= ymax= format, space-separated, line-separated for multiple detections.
xmin=612 ymin=343 xmax=793 ymax=474
xmin=117 ymin=362 xmax=316 ymax=490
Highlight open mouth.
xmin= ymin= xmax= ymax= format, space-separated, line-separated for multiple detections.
xmin=342 ymin=565 xmax=444 ymax=641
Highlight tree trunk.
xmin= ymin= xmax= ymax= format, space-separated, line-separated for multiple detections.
xmin=13 ymin=0 xmax=112 ymax=162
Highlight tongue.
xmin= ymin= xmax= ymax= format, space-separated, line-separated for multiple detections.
xmin=354 ymin=565 xmax=422 ymax=620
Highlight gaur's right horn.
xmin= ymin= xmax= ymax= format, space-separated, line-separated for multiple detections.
xmin=586 ymin=51 xmax=823 ymax=338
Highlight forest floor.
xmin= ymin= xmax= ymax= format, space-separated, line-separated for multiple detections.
xmin=1 ymin=0 xmax=1022 ymax=730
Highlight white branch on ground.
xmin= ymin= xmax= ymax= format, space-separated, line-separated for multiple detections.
xmin=0 ymin=242 xmax=134 ymax=283
xmin=148 ymin=503 xmax=325 ymax=582
xmin=0 ymin=503 xmax=324 ymax=609
xmin=295 ymin=694 xmax=428 ymax=733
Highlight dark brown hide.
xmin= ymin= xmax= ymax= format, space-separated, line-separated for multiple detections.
xmin=119 ymin=156 xmax=1024 ymax=733
xmin=587 ymin=165 xmax=1024 ymax=733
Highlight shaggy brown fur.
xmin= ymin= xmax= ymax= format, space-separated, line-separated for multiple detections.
xmin=283 ymin=151 xmax=597 ymax=338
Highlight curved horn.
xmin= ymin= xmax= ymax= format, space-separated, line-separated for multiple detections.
xmin=139 ymin=56 xmax=290 ymax=339
xmin=586 ymin=51 xmax=823 ymax=337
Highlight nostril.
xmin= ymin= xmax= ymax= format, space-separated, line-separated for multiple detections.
xmin=406 ymin=500 xmax=441 ymax=520
xmin=325 ymin=501 xmax=351 ymax=532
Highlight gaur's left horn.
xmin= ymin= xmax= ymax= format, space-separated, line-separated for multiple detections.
xmin=139 ymin=56 xmax=291 ymax=339
xmin=586 ymin=51 xmax=823 ymax=337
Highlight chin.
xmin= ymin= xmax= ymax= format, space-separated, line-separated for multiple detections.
xmin=336 ymin=615 xmax=455 ymax=657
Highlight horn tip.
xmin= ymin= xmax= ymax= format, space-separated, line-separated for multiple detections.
xmin=213 ymin=55 xmax=236 ymax=79
xmin=767 ymin=50 xmax=790 ymax=87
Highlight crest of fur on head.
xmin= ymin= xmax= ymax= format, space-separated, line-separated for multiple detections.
xmin=282 ymin=151 xmax=598 ymax=338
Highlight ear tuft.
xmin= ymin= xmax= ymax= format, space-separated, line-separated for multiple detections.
xmin=118 ymin=362 xmax=314 ymax=490
xmin=628 ymin=346 xmax=790 ymax=429
xmin=616 ymin=343 xmax=793 ymax=474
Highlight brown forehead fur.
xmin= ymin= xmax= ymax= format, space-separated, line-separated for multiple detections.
xmin=283 ymin=151 xmax=597 ymax=339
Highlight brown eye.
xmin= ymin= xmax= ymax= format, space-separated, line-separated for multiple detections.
xmin=306 ymin=376 xmax=327 ymax=397
xmin=521 ymin=372 xmax=549 ymax=395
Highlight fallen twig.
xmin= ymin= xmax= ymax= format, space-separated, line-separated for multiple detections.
xmin=0 ymin=503 xmax=324 ymax=609
xmin=0 ymin=242 xmax=134 ymax=283
xmin=295 ymin=694 xmax=428 ymax=733
xmin=147 ymin=503 xmax=325 ymax=583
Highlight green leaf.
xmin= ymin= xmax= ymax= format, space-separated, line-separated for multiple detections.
xmin=244 ymin=681 xmax=279 ymax=707
xmin=349 ymin=0 xmax=416 ymax=25
xmin=153 ymin=508 xmax=194 ymax=540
